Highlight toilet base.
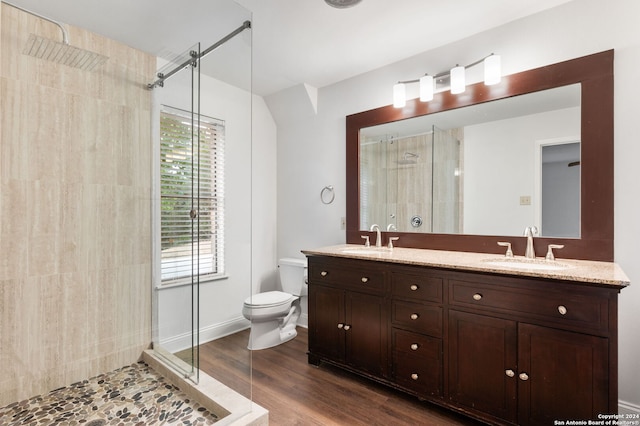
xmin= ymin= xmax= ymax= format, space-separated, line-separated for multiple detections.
xmin=246 ymin=302 xmax=301 ymax=350
xmin=247 ymin=321 xmax=298 ymax=350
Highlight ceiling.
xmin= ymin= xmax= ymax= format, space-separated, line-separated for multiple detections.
xmin=3 ymin=0 xmax=574 ymax=96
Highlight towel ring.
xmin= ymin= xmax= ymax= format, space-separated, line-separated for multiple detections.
xmin=320 ymin=185 xmax=335 ymax=204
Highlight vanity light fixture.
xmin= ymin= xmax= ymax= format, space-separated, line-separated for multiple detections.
xmin=393 ymin=53 xmax=501 ymax=107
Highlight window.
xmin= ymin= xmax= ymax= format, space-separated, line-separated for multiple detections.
xmin=160 ymin=106 xmax=225 ymax=284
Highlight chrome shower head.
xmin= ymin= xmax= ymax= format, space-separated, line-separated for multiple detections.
xmin=22 ymin=34 xmax=108 ymax=71
xmin=3 ymin=0 xmax=109 ymax=71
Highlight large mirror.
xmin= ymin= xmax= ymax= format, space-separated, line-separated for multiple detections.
xmin=346 ymin=50 xmax=613 ymax=261
xmin=359 ymin=84 xmax=581 ymax=238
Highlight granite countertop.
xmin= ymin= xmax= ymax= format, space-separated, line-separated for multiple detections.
xmin=302 ymin=244 xmax=630 ymax=288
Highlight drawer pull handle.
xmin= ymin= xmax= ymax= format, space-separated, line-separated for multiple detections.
xmin=473 ymin=293 xmax=483 ymax=301
xmin=410 ymin=313 xmax=419 ymax=320
xmin=361 ymin=277 xmax=369 ymax=283
xmin=558 ymin=305 xmax=567 ymax=315
xmin=505 ymin=369 xmax=515 ymax=378
xmin=343 ymin=325 xmax=351 ymax=330
xmin=337 ymin=323 xmax=344 ymax=329
xmin=320 ymin=271 xmax=328 ymax=277
xmin=410 ymin=284 xmax=419 ymax=291
xmin=411 ymin=373 xmax=419 ymax=380
xmin=410 ymin=343 xmax=419 ymax=351
xmin=519 ymin=372 xmax=529 ymax=381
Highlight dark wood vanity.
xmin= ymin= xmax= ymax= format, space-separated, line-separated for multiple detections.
xmin=316 ymin=49 xmax=626 ymax=425
xmin=304 ymin=248 xmax=627 ymax=426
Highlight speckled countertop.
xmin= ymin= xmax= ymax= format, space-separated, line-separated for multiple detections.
xmin=302 ymin=244 xmax=630 ymax=288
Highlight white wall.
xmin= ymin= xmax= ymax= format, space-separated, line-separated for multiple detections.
xmin=154 ymin=61 xmax=277 ymax=351
xmin=269 ymin=0 xmax=640 ymax=412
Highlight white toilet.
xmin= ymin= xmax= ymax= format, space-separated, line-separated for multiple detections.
xmin=242 ymin=257 xmax=307 ymax=350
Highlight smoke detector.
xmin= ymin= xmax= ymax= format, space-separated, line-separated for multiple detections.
xmin=325 ymin=0 xmax=362 ymax=8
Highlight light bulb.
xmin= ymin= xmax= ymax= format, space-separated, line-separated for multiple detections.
xmin=419 ymin=75 xmax=434 ymax=102
xmin=450 ymin=66 xmax=465 ymax=94
xmin=393 ymin=83 xmax=406 ymax=108
xmin=484 ymin=54 xmax=501 ymax=85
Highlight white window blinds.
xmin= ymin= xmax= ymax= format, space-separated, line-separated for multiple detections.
xmin=160 ymin=106 xmax=225 ymax=283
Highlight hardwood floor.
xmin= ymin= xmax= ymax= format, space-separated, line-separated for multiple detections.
xmin=197 ymin=328 xmax=484 ymax=425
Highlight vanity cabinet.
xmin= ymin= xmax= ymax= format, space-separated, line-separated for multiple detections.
xmin=306 ymin=254 xmax=622 ymax=426
xmin=307 ymin=257 xmax=388 ymax=378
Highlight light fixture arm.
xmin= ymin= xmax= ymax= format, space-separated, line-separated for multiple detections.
xmin=394 ymin=53 xmax=497 ymax=85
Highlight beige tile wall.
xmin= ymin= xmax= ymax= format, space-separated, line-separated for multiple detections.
xmin=0 ymin=4 xmax=155 ymax=406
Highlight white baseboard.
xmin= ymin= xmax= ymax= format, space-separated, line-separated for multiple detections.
xmin=159 ymin=316 xmax=250 ymax=353
xmin=619 ymin=400 xmax=640 ymax=415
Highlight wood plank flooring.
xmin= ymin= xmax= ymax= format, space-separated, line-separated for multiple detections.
xmin=197 ymin=328 xmax=484 ymax=425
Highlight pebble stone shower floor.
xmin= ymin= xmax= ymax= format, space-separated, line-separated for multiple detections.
xmin=0 ymin=361 xmax=220 ymax=425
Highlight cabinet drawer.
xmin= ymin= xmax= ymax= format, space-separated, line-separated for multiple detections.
xmin=392 ymin=273 xmax=442 ymax=302
xmin=393 ymin=328 xmax=440 ymax=357
xmin=392 ymin=301 xmax=442 ymax=337
xmin=309 ymin=259 xmax=384 ymax=293
xmin=449 ymin=280 xmax=609 ymax=332
xmin=392 ymin=329 xmax=442 ymax=397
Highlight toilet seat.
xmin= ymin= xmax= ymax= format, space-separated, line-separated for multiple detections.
xmin=244 ymin=291 xmax=294 ymax=309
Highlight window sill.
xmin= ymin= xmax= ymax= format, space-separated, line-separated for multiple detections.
xmin=155 ymin=274 xmax=229 ymax=291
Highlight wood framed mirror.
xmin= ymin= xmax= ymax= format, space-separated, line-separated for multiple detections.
xmin=346 ymin=50 xmax=613 ymax=261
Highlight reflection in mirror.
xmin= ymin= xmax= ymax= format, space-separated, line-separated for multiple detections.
xmin=539 ymin=141 xmax=580 ymax=238
xmin=359 ymin=84 xmax=581 ymax=238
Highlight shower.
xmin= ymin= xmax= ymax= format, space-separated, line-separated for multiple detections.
xmin=2 ymin=0 xmax=109 ymax=71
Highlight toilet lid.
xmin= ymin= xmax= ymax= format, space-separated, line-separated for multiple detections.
xmin=244 ymin=291 xmax=293 ymax=308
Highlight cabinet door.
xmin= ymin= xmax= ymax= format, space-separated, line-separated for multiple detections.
xmin=308 ymin=284 xmax=345 ymax=362
xmin=345 ymin=291 xmax=387 ymax=377
xmin=448 ymin=310 xmax=518 ymax=424
xmin=518 ymin=323 xmax=609 ymax=425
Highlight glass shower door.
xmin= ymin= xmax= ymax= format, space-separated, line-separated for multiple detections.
xmin=154 ymin=43 xmax=202 ymax=383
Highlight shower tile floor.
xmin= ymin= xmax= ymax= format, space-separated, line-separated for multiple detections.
xmin=0 ymin=361 xmax=220 ymax=425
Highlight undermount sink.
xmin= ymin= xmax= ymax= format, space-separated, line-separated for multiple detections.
xmin=483 ymin=257 xmax=571 ymax=271
xmin=340 ymin=247 xmax=389 ymax=255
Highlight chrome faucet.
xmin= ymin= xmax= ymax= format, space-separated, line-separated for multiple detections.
xmin=523 ymin=226 xmax=538 ymax=259
xmin=370 ymin=224 xmax=382 ymax=247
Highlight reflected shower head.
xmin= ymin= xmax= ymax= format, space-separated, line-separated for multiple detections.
xmin=397 ymin=152 xmax=419 ymax=165
xmin=3 ymin=0 xmax=109 ymax=71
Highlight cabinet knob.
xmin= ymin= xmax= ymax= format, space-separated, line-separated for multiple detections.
xmin=505 ymin=369 xmax=515 ymax=378
xmin=320 ymin=271 xmax=328 ymax=277
xmin=410 ymin=284 xmax=419 ymax=291
xmin=337 ymin=323 xmax=344 ymax=329
xmin=410 ymin=313 xmax=419 ymax=320
xmin=558 ymin=305 xmax=567 ymax=315
xmin=361 ymin=276 xmax=369 ymax=283
xmin=473 ymin=293 xmax=483 ymax=301
xmin=411 ymin=373 xmax=419 ymax=380
xmin=410 ymin=343 xmax=419 ymax=351
xmin=519 ymin=372 xmax=529 ymax=381
xmin=343 ymin=325 xmax=351 ymax=330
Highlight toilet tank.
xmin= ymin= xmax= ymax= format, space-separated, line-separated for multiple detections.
xmin=279 ymin=257 xmax=308 ymax=296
